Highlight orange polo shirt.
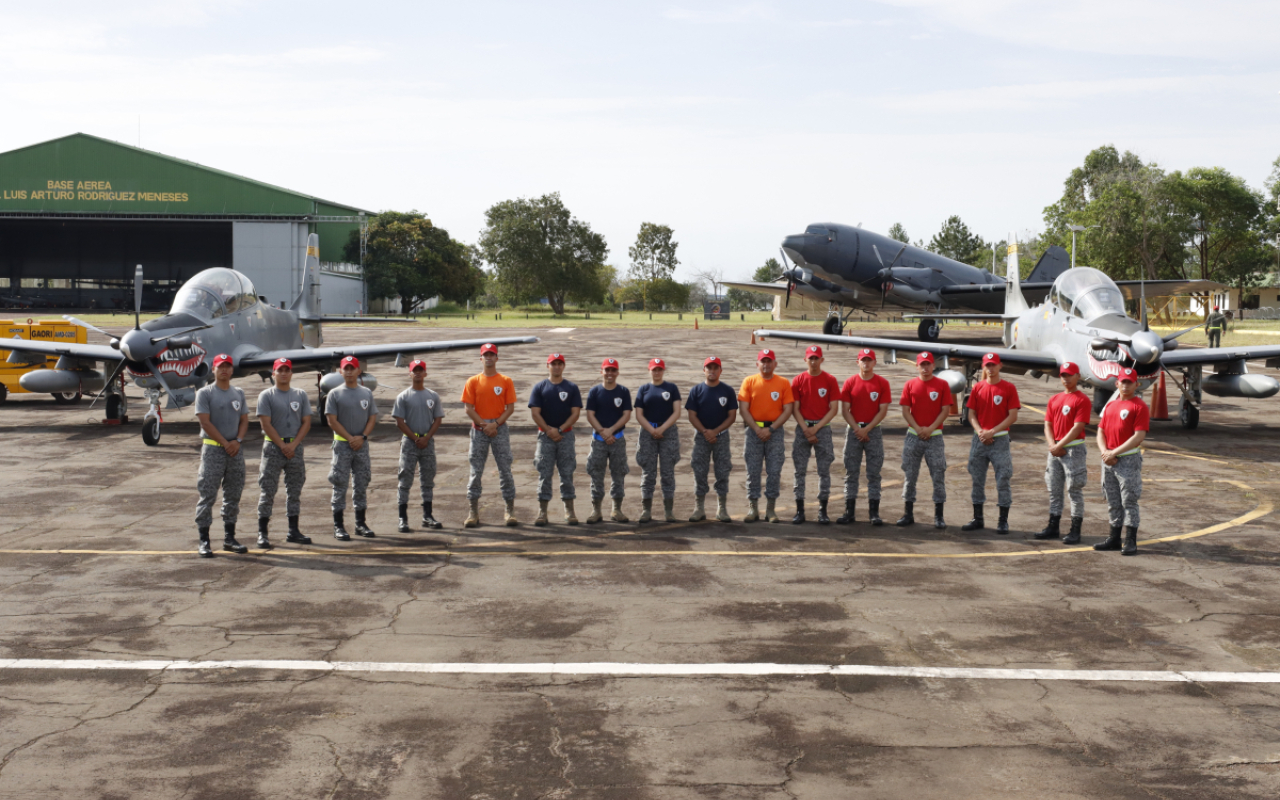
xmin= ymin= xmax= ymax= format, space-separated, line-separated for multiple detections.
xmin=462 ymin=372 xmax=516 ymax=419
xmin=738 ymin=374 xmax=794 ymax=423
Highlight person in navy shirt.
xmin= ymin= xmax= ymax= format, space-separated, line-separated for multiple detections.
xmin=585 ymin=358 xmax=633 ymax=523
xmin=528 ymin=353 xmax=584 ymax=526
xmin=634 ymin=357 xmax=683 ymax=523
xmin=685 ymin=356 xmax=739 ymax=522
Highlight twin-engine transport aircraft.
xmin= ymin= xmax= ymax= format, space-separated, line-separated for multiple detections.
xmin=5 ymin=234 xmax=538 ymax=445
xmin=756 ymin=236 xmax=1280 ymax=430
xmin=724 ymin=222 xmax=1222 ymax=342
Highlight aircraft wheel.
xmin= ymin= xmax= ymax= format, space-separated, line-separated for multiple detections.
xmin=142 ymin=416 xmax=162 ymax=446
xmin=1180 ymin=402 xmax=1199 ymax=430
xmin=917 ymin=318 xmax=940 ymax=342
xmin=958 ymin=396 xmax=972 ymax=428
xmin=318 ymin=393 xmax=330 ymax=428
xmin=52 ymin=391 xmax=82 ymax=405
xmin=106 ymin=394 xmax=123 ymax=420
xmin=822 ymin=316 xmax=843 ymax=336
xmin=0 ymin=384 xmax=7 ymax=404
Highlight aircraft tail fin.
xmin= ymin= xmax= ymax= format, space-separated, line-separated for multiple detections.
xmin=289 ymin=233 xmax=322 ymax=321
xmin=1003 ymin=233 xmax=1030 ymax=316
xmin=1026 ymin=245 xmax=1071 ymax=283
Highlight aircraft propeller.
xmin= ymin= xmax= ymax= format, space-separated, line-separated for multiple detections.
xmin=779 ymin=248 xmax=795 ymax=308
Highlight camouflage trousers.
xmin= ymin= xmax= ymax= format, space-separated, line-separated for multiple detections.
xmin=843 ymin=426 xmax=885 ymax=501
xmin=1045 ymin=444 xmax=1087 ymax=518
xmin=257 ymin=442 xmax=306 ymax=519
xmin=792 ymin=424 xmax=835 ymax=502
xmin=397 ymin=436 xmax=437 ymax=506
xmin=534 ymin=429 xmax=577 ymax=501
xmin=1207 ymin=330 xmax=1221 ymax=348
xmin=196 ymin=444 xmax=246 ymax=527
xmin=1102 ymin=452 xmax=1143 ymax=528
xmin=901 ymin=432 xmax=947 ymax=504
xmin=587 ymin=436 xmax=630 ymax=500
xmin=468 ymin=423 xmax=516 ymax=501
xmin=636 ymin=428 xmax=682 ymax=500
xmin=743 ymin=425 xmax=787 ymax=500
xmin=329 ymin=439 xmax=372 ymax=512
xmin=968 ymin=434 xmax=1014 ymax=507
xmin=691 ymin=430 xmax=733 ymax=497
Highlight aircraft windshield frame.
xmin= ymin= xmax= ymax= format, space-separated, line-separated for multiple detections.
xmin=169 ymin=268 xmax=259 ymax=319
xmin=1054 ymin=267 xmax=1126 ymax=322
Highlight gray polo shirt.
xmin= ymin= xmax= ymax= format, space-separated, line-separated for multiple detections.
xmin=392 ymin=386 xmax=445 ymax=434
xmin=256 ymin=386 xmax=312 ymax=440
xmin=326 ymin=384 xmax=378 ymax=438
xmin=194 ymin=384 xmax=247 ymax=441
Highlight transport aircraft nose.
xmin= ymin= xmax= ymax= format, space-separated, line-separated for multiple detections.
xmin=781 ymin=233 xmax=810 ymax=264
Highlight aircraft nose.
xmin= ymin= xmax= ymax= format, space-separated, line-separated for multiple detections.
xmin=119 ymin=329 xmax=157 ymax=362
xmin=1129 ymin=331 xmax=1163 ymax=365
xmin=781 ymin=233 xmax=811 ymax=265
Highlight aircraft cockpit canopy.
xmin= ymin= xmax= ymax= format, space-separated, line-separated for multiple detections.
xmin=171 ymin=268 xmax=259 ymax=319
xmin=1049 ymin=267 xmax=1126 ymax=323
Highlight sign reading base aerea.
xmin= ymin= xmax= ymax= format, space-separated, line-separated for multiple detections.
xmin=703 ymin=301 xmax=730 ymax=320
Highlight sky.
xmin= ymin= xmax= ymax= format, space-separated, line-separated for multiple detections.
xmin=1 ymin=0 xmax=1277 ymax=285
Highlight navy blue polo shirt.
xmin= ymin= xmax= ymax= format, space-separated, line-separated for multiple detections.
xmin=528 ymin=378 xmax=582 ymax=430
xmin=635 ymin=381 xmax=682 ymax=427
xmin=586 ymin=383 xmax=632 ymax=431
xmin=686 ymin=381 xmax=738 ymax=429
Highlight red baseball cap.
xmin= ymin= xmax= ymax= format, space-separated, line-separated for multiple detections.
xmin=480 ymin=343 xmax=498 ymax=355
xmin=1117 ymin=368 xmax=1137 ymax=383
xmin=703 ymin=356 xmax=722 ymax=367
xmin=916 ymin=351 xmax=935 ymax=364
xmin=212 ymin=353 xmax=233 ymax=367
xmin=408 ymin=359 xmax=426 ymax=372
xmin=272 ymin=358 xmax=293 ymax=371
xmin=340 ymin=355 xmax=360 ymax=369
xmin=546 ymin=353 xmax=565 ymax=364
xmin=601 ymin=357 xmax=619 ymax=369
xmin=648 ymin=358 xmax=666 ymax=370
xmin=804 ymin=345 xmax=823 ymax=358
xmin=757 ymin=348 xmax=776 ymax=362
xmin=1213 ymin=305 xmax=1220 ymax=310
xmin=1059 ymin=361 xmax=1080 ymax=376
xmin=982 ymin=352 xmax=1001 ymax=366
xmin=857 ymin=348 xmax=876 ymax=361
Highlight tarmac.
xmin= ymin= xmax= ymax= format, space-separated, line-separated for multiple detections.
xmin=1 ymin=322 xmax=1278 ymax=799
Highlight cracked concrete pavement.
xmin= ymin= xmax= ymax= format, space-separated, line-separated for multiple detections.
xmin=1 ymin=323 xmax=1279 ymax=798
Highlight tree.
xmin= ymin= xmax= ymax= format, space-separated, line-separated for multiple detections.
xmin=688 ymin=266 xmax=725 ymax=300
xmin=477 ymin=193 xmax=610 ymax=314
xmin=345 ymin=211 xmax=484 ymax=314
xmin=755 ymin=258 xmax=783 ymax=283
xmin=927 ymin=216 xmax=987 ymax=266
xmin=887 ymin=222 xmax=910 ymax=243
xmin=1168 ymin=167 xmax=1269 ymax=287
xmin=627 ymin=223 xmax=680 ymax=311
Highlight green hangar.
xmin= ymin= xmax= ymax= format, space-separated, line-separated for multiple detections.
xmin=0 ymin=133 xmax=371 ymax=314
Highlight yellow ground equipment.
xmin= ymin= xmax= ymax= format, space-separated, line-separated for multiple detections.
xmin=0 ymin=319 xmax=99 ymax=404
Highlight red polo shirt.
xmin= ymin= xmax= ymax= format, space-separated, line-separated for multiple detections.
xmin=900 ymin=377 xmax=953 ymax=430
xmin=841 ymin=374 xmax=892 ymax=425
xmin=791 ymin=371 xmax=840 ymax=421
xmin=1047 ymin=390 xmax=1091 ymax=443
xmin=1100 ymin=397 xmax=1149 ymax=452
xmin=967 ymin=379 xmax=1021 ymax=431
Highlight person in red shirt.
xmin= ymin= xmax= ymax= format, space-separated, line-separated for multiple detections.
xmin=838 ymin=348 xmax=890 ymax=525
xmin=961 ymin=353 xmax=1021 ymax=534
xmin=790 ymin=345 xmax=841 ymax=524
xmin=1094 ymin=368 xmax=1149 ymax=555
xmin=1035 ymin=362 xmax=1090 ymax=544
xmin=898 ymin=351 xmax=953 ymax=529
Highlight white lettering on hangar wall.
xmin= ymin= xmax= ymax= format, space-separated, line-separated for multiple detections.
xmin=2 ymin=180 xmax=189 ymax=203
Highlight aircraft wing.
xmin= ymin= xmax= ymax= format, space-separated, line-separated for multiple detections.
xmin=1161 ymin=344 xmax=1280 ymax=368
xmin=754 ymin=329 xmax=1061 ymax=372
xmin=721 ymin=281 xmax=791 ymax=298
xmin=1114 ymin=279 xmax=1224 ymax=299
xmin=237 ymin=336 xmax=541 ymax=370
xmin=1 ymin=336 xmax=125 ymax=362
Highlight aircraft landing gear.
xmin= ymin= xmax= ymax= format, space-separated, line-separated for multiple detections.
xmin=1176 ymin=365 xmax=1202 ymax=430
xmin=318 ymin=391 xmax=330 ymax=428
xmin=52 ymin=391 xmax=82 ymax=405
xmin=1092 ymin=386 xmax=1111 ymax=416
xmin=142 ymin=387 xmax=163 ymax=446
xmin=917 ymin=318 xmax=941 ymax=342
xmin=822 ymin=316 xmax=843 ymax=336
xmin=957 ymin=361 xmax=979 ymax=429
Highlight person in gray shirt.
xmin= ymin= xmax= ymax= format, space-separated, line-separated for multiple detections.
xmin=194 ymin=353 xmax=250 ymax=558
xmin=256 ymin=358 xmax=313 ymax=548
xmin=392 ymin=359 xmax=446 ymax=532
xmin=325 ymin=355 xmax=379 ymax=540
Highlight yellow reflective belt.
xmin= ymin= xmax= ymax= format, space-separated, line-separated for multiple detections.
xmin=202 ymin=438 xmax=222 ymax=447
xmin=1119 ymin=448 xmax=1142 ymax=457
xmin=333 ymin=433 xmax=347 ymax=442
xmin=404 ymin=432 xmax=428 ymax=438
xmin=993 ymin=430 xmax=1009 ymax=438
xmin=908 ymin=429 xmax=944 ymax=437
xmin=1063 ymin=439 xmax=1085 ymax=448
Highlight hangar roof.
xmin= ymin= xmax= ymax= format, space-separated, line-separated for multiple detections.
xmin=0 ymin=133 xmax=370 ymax=219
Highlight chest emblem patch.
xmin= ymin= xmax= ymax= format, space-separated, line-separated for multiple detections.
xmin=995 ymin=395 xmax=1004 ymax=405
xmin=929 ymin=391 xmax=939 ymax=401
xmin=718 ymin=396 xmax=728 ymax=407
xmin=1120 ymin=409 xmax=1130 ymax=420
xmin=558 ymin=391 xmax=568 ymax=401
xmin=661 ymin=391 xmax=670 ymax=401
xmin=614 ymin=397 xmax=623 ymax=407
xmin=290 ymin=401 xmax=300 ymax=412
xmin=870 ymin=392 xmax=879 ymax=401
xmin=232 ymin=400 xmax=241 ymax=411
xmin=818 ymin=388 xmax=827 ymax=397
xmin=1063 ymin=405 xmax=1071 ymax=415
xmin=493 ymin=386 xmax=504 ymax=396
xmin=360 ymin=399 xmax=369 ymax=410
xmin=427 ymin=399 xmax=435 ymax=409
xmin=770 ymin=391 xmax=780 ymax=401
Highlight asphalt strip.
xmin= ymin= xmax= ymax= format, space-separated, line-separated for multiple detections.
xmin=2 ymin=659 xmax=1279 ymax=683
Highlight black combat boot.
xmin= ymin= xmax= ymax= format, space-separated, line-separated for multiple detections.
xmin=354 ymin=509 xmax=376 ymax=538
xmin=868 ymin=499 xmax=883 ymax=526
xmin=257 ymin=517 xmax=272 ymax=549
xmin=197 ymin=527 xmax=213 ymax=558
xmin=398 ymin=503 xmax=411 ymax=533
xmin=996 ymin=506 xmax=1010 ymax=535
xmin=334 ymin=510 xmax=351 ymax=541
xmin=1093 ymin=525 xmax=1122 ymax=551
xmin=961 ymin=504 xmax=984 ymax=531
xmin=895 ymin=502 xmax=915 ymax=527
xmin=934 ymin=503 xmax=946 ymax=530
xmin=817 ymin=499 xmax=831 ymax=525
xmin=1061 ymin=517 xmax=1082 ymax=545
xmin=791 ymin=500 xmax=805 ymax=525
xmin=223 ymin=521 xmax=247 ymax=554
xmin=286 ymin=515 xmax=311 ymax=545
xmin=1034 ymin=514 xmax=1061 ymax=540
xmin=836 ymin=499 xmax=856 ymax=524
xmin=422 ymin=502 xmax=443 ymax=529
xmin=1121 ymin=526 xmax=1138 ymax=556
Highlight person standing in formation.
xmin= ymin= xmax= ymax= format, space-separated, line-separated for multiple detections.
xmin=462 ymin=343 xmax=518 ymax=528
xmin=528 ymin=353 xmax=583 ymax=526
xmin=789 ymin=345 xmax=840 ymax=524
xmin=392 ymin=359 xmax=445 ymax=533
xmin=326 ymin=355 xmax=379 ymax=540
xmin=961 ymin=353 xmax=1021 ymax=534
xmin=838 ymin=349 xmax=890 ymax=526
xmin=193 ymin=353 xmax=250 ymax=557
xmin=686 ymin=356 xmax=738 ymax=522
xmin=255 ymin=357 xmax=312 ymax=548
xmin=737 ymin=348 xmax=795 ymax=523
xmin=897 ymin=351 xmax=953 ymax=529
xmin=585 ymin=357 xmax=632 ymax=523
xmin=634 ymin=357 xmax=683 ymax=523
xmin=1035 ymin=362 xmax=1090 ymax=545
xmin=1094 ymin=368 xmax=1149 ymax=556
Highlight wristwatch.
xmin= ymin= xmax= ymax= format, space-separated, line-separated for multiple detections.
xmin=235 ymin=437 xmax=243 ymax=443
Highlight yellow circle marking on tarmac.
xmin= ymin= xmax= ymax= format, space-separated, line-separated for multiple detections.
xmin=0 ymin=480 xmax=1269 ymax=560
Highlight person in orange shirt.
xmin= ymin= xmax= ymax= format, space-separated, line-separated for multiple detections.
xmin=738 ymin=348 xmax=795 ymax=522
xmin=461 ymin=342 xmax=518 ymax=528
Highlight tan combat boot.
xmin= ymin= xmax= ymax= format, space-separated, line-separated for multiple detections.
xmin=689 ymin=495 xmax=706 ymax=522
xmin=611 ymin=498 xmax=629 ymax=523
xmin=534 ymin=500 xmax=549 ymax=527
xmin=638 ymin=498 xmax=653 ymax=523
xmin=744 ymin=498 xmax=760 ymax=523
xmin=587 ymin=499 xmax=604 ymax=524
xmin=464 ymin=498 xmax=480 ymax=529
xmin=765 ymin=498 xmax=780 ymax=523
xmin=663 ymin=498 xmax=677 ymax=522
xmin=563 ymin=499 xmax=578 ymax=525
xmin=504 ymin=499 xmax=519 ymax=527
xmin=716 ymin=495 xmax=732 ymax=522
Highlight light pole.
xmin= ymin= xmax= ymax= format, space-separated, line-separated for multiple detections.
xmin=1067 ymin=224 xmax=1099 ymax=269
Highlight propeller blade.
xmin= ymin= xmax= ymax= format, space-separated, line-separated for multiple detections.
xmin=133 ymin=265 xmax=143 ymax=330
xmin=785 ymin=278 xmax=792 ymax=308
xmin=150 ymin=324 xmax=212 ymax=345
xmin=146 ymin=356 xmax=174 ymax=398
xmin=62 ymin=315 xmax=113 ymax=339
xmin=1161 ymin=323 xmax=1203 ymax=343
xmin=1139 ymin=280 xmax=1148 ymax=332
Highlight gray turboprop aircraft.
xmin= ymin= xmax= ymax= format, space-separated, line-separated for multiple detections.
xmin=5 ymin=234 xmax=538 ymax=445
xmin=756 ymin=236 xmax=1280 ymax=430
xmin=724 ymin=222 xmax=1220 ymax=342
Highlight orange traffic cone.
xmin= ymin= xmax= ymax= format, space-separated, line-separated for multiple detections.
xmin=1152 ymin=371 xmax=1170 ymax=420
xmin=751 ymin=331 xmax=756 ymax=344
xmin=694 ymin=319 xmax=699 ymax=330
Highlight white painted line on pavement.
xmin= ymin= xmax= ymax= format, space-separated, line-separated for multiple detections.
xmin=3 ymin=659 xmax=1280 ymax=683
